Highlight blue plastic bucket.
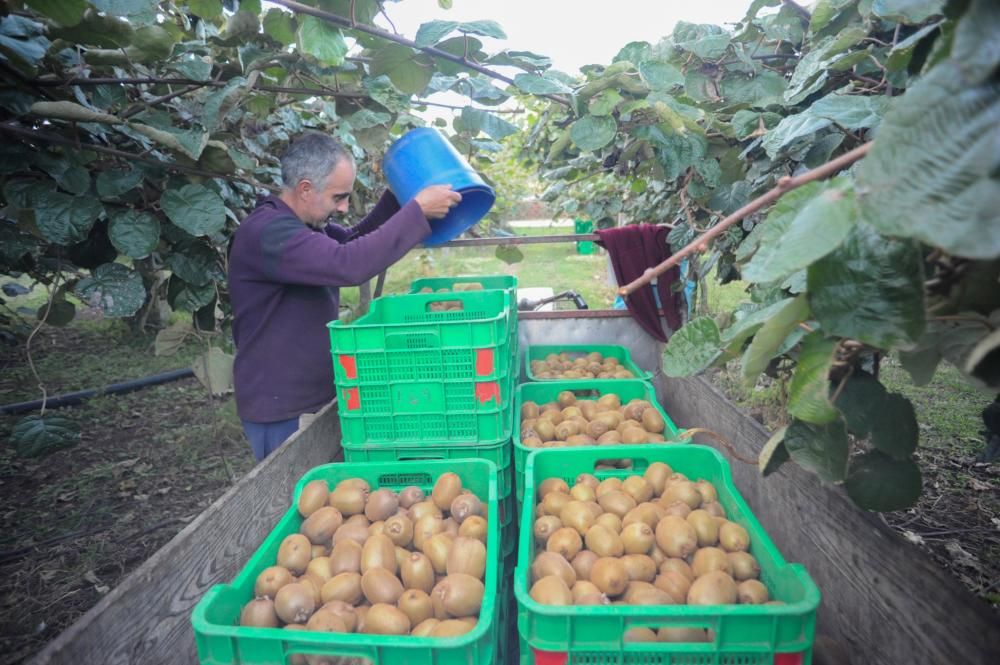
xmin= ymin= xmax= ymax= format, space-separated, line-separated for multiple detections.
xmin=383 ymin=128 xmax=496 ymax=247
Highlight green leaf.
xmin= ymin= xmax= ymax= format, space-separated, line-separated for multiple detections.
xmin=871 ymin=393 xmax=919 ymax=459
xmin=761 ymin=112 xmax=833 ymax=157
xmin=570 ymin=115 xmax=617 ymax=152
xmin=0 ymin=15 xmax=51 ymax=74
xmin=742 ymin=295 xmax=810 ymax=383
xmin=495 ymin=245 xmax=523 ymax=264
xmin=787 ymin=332 xmax=840 ymax=424
xmin=154 ymin=321 xmax=193 ymax=356
xmin=964 ymin=327 xmax=1000 ymax=388
xmin=30 ymin=152 xmax=91 ymax=196
xmin=845 ymin=452 xmax=922 ymax=511
xmin=807 ymin=222 xmax=926 ymax=349
xmin=457 ymin=20 xmax=507 ymax=39
xmin=202 ymin=76 xmax=246 ymax=132
xmin=784 ymin=417 xmax=849 ymax=482
xmin=759 ymin=426 xmax=790 ymax=476
xmin=810 ymin=0 xmax=856 ymax=34
xmin=460 ymin=107 xmax=518 ymax=141
xmin=192 ymin=347 xmax=234 ymax=396
xmin=486 ymin=50 xmax=551 ymax=72
xmin=638 ymin=60 xmax=683 ymax=91
xmin=297 ymin=16 xmax=348 ymax=66
xmin=370 ymin=43 xmax=433 ymax=95
xmin=109 ymin=209 xmax=160 ymax=259
xmin=615 ymin=41 xmax=652 ymax=64
xmin=34 ymin=193 xmax=104 ymax=245
xmin=438 ymin=0 xmax=453 ymax=8
xmin=513 ymin=73 xmax=572 ymax=95
xmin=872 ymin=0 xmax=945 ymax=24
xmin=37 ymin=299 xmax=76 ymax=327
xmin=809 ymin=92 xmax=890 ymax=129
xmin=731 ymin=110 xmax=780 ymax=139
xmin=167 ymin=242 xmax=221 ymax=286
xmin=834 ymin=371 xmax=886 ymax=437
xmin=783 ymin=39 xmax=834 ymax=104
xmin=160 ymin=184 xmax=226 ymax=237
xmin=263 ymin=8 xmax=296 ymax=46
xmin=414 ymin=20 xmax=458 ymax=47
xmin=742 ymin=179 xmax=857 ymax=284
xmin=167 ymin=53 xmax=212 ymax=81
xmin=24 ymin=0 xmax=86 ymax=26
xmin=950 ymin=0 xmax=1000 ymax=85
xmin=12 ymin=415 xmax=81 ymax=458
xmin=856 ymin=61 xmax=1000 ymax=259
xmin=898 ymin=313 xmax=1000 ymax=385
xmin=662 ymin=317 xmax=723 ymax=377
xmin=188 ymin=0 xmax=222 ymax=19
xmin=90 ymin=0 xmax=158 ymax=25
xmin=887 ymin=22 xmax=942 ymax=72
xmin=673 ymin=22 xmax=731 ymax=60
xmin=167 ymin=275 xmax=215 ymax=313
xmin=721 ymin=298 xmax=796 ymax=350
xmin=96 ymin=167 xmax=144 ymax=199
xmin=75 ymin=262 xmax=146 ymax=317
xmin=588 ymin=89 xmax=623 ymax=117
xmin=347 ymin=108 xmax=391 ymax=130
xmin=129 ymin=122 xmax=209 ymax=160
xmin=720 ymin=71 xmax=788 ymax=108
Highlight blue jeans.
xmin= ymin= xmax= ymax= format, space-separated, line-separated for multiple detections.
xmin=242 ymin=417 xmax=300 ymax=461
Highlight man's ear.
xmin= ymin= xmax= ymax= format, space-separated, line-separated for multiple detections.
xmin=295 ymin=179 xmax=314 ymax=199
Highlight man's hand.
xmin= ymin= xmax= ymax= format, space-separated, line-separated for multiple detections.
xmin=414 ymin=185 xmax=462 ymax=220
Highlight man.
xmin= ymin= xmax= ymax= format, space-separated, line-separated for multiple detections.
xmin=228 ymin=132 xmax=461 ymax=461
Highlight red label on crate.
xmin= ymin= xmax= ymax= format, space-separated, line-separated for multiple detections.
xmin=475 ymin=382 xmax=500 ymax=404
xmin=344 ymin=387 xmax=360 ymax=411
xmin=475 ymin=348 xmax=494 ymax=376
xmin=338 ymin=355 xmax=357 ymax=380
xmin=531 ymin=649 xmax=568 ymax=665
xmin=774 ymin=654 xmax=804 ymax=665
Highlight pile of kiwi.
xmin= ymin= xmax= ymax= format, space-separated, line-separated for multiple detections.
xmin=239 ymin=472 xmax=491 ymax=639
xmin=419 ymin=283 xmax=483 ymax=311
xmin=530 ymin=352 xmax=636 ymax=379
xmin=520 ymin=390 xmax=669 ymax=449
xmin=527 ymin=461 xmax=776 ymax=641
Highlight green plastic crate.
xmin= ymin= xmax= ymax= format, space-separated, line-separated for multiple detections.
xmin=192 ymin=458 xmax=502 ymax=665
xmin=514 ymin=446 xmax=820 ymax=663
xmin=513 ymin=380 xmax=680 ymax=502
xmin=337 ymin=372 xmax=515 ymax=446
xmin=343 ymin=437 xmax=514 ymax=498
xmin=525 ymin=344 xmax=652 ymax=382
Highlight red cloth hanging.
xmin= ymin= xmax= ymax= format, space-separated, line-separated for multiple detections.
xmin=596 ymin=224 xmax=683 ymax=342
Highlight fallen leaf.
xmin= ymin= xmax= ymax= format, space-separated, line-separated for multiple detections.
xmin=969 ymin=478 xmax=991 ymax=491
xmin=902 ymin=530 xmax=925 ymax=546
xmin=83 ymin=570 xmax=101 ymax=585
xmin=95 ymin=584 xmax=110 ymax=594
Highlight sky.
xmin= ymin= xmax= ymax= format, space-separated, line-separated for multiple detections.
xmin=377 ymin=0 xmax=754 ymax=75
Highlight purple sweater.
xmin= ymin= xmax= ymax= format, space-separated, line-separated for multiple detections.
xmin=229 ymin=192 xmax=431 ymax=422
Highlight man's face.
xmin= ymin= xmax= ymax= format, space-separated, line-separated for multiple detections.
xmin=301 ymin=158 xmax=356 ymax=226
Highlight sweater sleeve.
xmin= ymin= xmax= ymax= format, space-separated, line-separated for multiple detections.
xmin=260 ymin=199 xmax=430 ymax=287
xmin=323 ymin=191 xmax=402 ymax=243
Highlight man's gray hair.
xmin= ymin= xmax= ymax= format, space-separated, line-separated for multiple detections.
xmin=280 ymin=133 xmax=353 ymax=190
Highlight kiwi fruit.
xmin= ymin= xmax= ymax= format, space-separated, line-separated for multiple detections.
xmin=655 ymin=516 xmax=698 ymax=559
xmin=360 ymin=568 xmax=404 ymax=605
xmin=434 ymin=573 xmax=484 ymax=618
xmin=686 ymin=510 xmax=720 ymax=547
xmin=694 ymin=480 xmax=719 ymax=504
xmin=329 ymin=485 xmax=367 ymax=516
xmin=320 ymin=599 xmax=358 ymax=632
xmin=560 ymin=500 xmax=596 ymax=535
xmin=621 ymin=476 xmax=654 ymax=504
xmin=298 ymin=480 xmax=330 ymax=518
xmin=400 ymin=551 xmax=435 ymax=593
xmin=529 ymin=575 xmax=573 ymax=606
xmin=621 ymin=522 xmax=655 ymax=555
xmin=570 ymin=549 xmax=598 ymax=582
xmin=701 ymin=501 xmax=727 ymax=520
xmin=570 ymin=483 xmax=597 ymax=503
xmin=306 ymin=556 xmax=334 ymax=582
xmin=368 ymin=521 xmax=387 ymax=538
xmin=641 ymin=409 xmax=666 ymax=433
xmin=533 ymin=515 xmax=563 ymax=545
xmin=691 ymin=547 xmax=733 ymax=578
xmin=575 ymin=592 xmax=611 ymax=606
xmin=621 ymin=428 xmax=648 ymax=445
xmin=277 ymin=534 xmax=312 ymax=575
xmin=306 ymin=608 xmax=347 ymax=633
xmin=557 ymin=390 xmax=577 ymax=407
xmin=431 ymin=473 xmax=463 ymax=511
xmin=653 ymin=571 xmax=692 ymax=603
xmin=329 ymin=540 xmax=363 ymax=575
xmin=623 ymin=581 xmax=675 ymax=605
xmin=661 ymin=482 xmax=703 ymax=510
xmin=311 ymin=544 xmax=330 ymax=559
xmin=590 ymin=557 xmax=629 ymax=597
xmin=738 ymin=579 xmax=770 ymax=604
xmin=430 ymin=619 xmax=474 ymax=636
xmin=555 ymin=420 xmax=580 ymax=441
xmin=411 ymin=618 xmax=440 ymax=636
xmin=594 ymin=512 xmax=622 ymax=534
xmin=661 ymin=501 xmax=692 ymax=519
xmin=450 ymin=494 xmax=484 ymax=524
xmin=397 ymin=486 xmax=425 ymax=509
xmin=727 ymin=552 xmax=761 ymax=581
xmin=522 ymin=401 xmax=540 ymax=419
xmin=571 ymin=580 xmax=602 ymax=602
xmin=360 ymin=534 xmax=397 ymax=575
xmin=658 ymin=627 xmax=710 ymax=643
xmin=240 ymin=597 xmax=280 ymax=627
xmin=412 ymin=515 xmax=445 ymax=551
xmin=534 ymin=420 xmax=556 ymax=442
xmin=622 ymin=503 xmax=661 ymax=529
xmin=546 ymin=527 xmax=584 ymax=559
xmin=363 ymin=603 xmax=411 ymax=635
xmin=321 ymin=572 xmax=363 ymax=605
xmin=364 ymin=489 xmax=399 ymax=522
xmin=597 ymin=431 xmax=623 ymax=445
xmin=659 ymin=558 xmax=695 ymax=582
xmin=274 ymin=582 xmax=316 ymax=624
xmin=620 ymin=554 xmax=658 ymax=583
xmin=297 ymin=574 xmax=323 ymax=606
xmin=422 ymin=532 xmax=454 ymax=574
xmin=383 ymin=514 xmax=413 ymax=548
xmin=446 ymin=537 xmax=487 ymax=579
xmin=254 ymin=565 xmax=294 ymax=599
xmin=597 ymin=393 xmax=621 ymax=410
xmin=440 ymin=517 xmax=460 ymax=537
xmin=458 ymin=515 xmax=487 ymax=543
xmin=397 ymin=589 xmax=434 ymax=627
xmin=585 ymin=524 xmax=624 ymax=558
xmin=687 ymin=571 xmax=738 ymax=605
xmin=595 ymin=477 xmax=622 ymax=497
xmin=409 ymin=500 xmax=443 ymax=522
xmin=718 ymin=522 xmax=750 ymax=552
xmin=624 ymin=626 xmax=658 ymax=642
xmin=597 ymin=490 xmax=637 ymax=518
xmin=531 ymin=551 xmax=577 ymax=587
xmin=541 ymin=491 xmax=572 ymax=517
xmin=332 ymin=520 xmax=370 ymax=547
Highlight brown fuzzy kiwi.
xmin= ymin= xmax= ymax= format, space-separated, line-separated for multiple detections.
xmin=530 ymin=575 xmax=573 ymax=605
xmin=297 ymin=480 xmax=330 ymax=518
xmin=240 ymin=597 xmax=280 ymax=627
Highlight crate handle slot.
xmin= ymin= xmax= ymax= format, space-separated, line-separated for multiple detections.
xmin=623 ymin=621 xmax=716 ymax=645
xmin=593 ymin=456 xmax=650 ymax=473
xmin=377 ymin=471 xmax=434 ymax=487
xmin=286 ymin=647 xmax=374 ymax=664
xmin=427 ymin=299 xmax=464 ymax=312
xmin=384 ymin=330 xmax=439 ymax=350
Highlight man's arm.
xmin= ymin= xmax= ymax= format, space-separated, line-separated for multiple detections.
xmin=324 ymin=191 xmax=401 ymax=243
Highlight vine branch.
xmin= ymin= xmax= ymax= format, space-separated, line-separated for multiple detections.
xmin=268 ymin=0 xmax=571 ymax=107
xmin=618 ymin=142 xmax=873 ymax=296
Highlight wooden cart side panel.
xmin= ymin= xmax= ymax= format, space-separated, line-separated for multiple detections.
xmin=656 ymin=374 xmax=1000 ymax=665
xmin=31 ymin=401 xmax=343 ymax=665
